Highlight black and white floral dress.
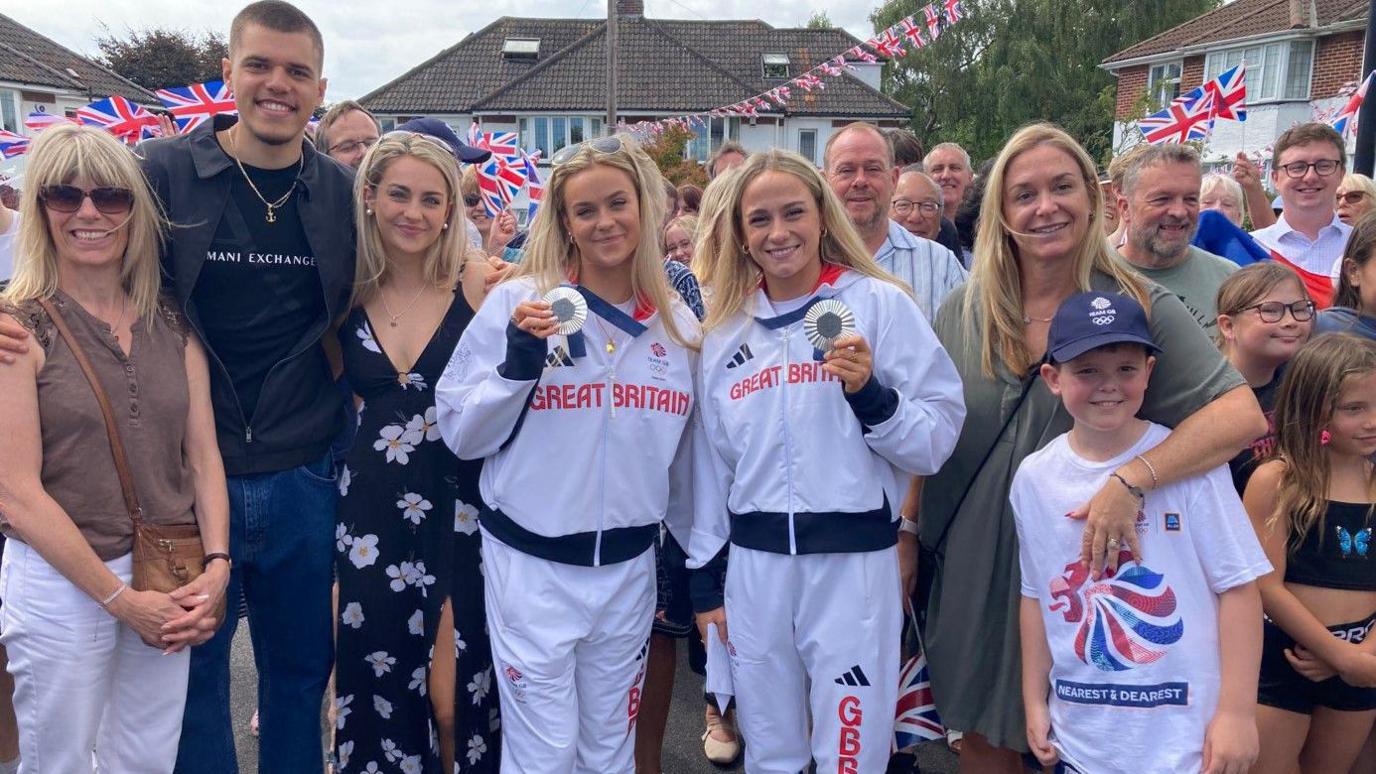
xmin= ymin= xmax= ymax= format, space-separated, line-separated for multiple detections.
xmin=334 ymin=292 xmax=498 ymax=773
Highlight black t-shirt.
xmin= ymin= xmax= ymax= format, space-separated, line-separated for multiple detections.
xmin=192 ymin=161 xmax=325 ymax=422
xmin=1229 ymin=373 xmax=1281 ymax=496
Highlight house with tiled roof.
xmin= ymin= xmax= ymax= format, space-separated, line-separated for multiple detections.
xmin=359 ymin=0 xmax=910 ymax=167
xmin=1102 ymin=0 xmax=1367 ymax=160
xmin=0 ymin=12 xmax=156 ymax=137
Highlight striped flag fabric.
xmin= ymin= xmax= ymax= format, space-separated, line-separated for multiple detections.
xmin=155 ymin=80 xmax=237 ymax=133
xmin=0 ymin=130 xmax=30 ymax=159
xmin=77 ymin=96 xmax=161 ymax=143
xmin=24 ymin=110 xmax=77 ymax=134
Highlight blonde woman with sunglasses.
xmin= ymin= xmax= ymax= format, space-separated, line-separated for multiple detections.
xmin=435 ymin=135 xmax=700 ymax=774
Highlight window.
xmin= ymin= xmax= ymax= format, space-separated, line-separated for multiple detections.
xmin=798 ymin=129 xmax=817 ymax=165
xmin=685 ymin=117 xmax=741 ymax=162
xmin=763 ymin=54 xmax=790 ymax=79
xmin=379 ymin=116 xmax=397 ymax=132
xmin=1147 ymin=62 xmax=1181 ymax=105
xmin=502 ymin=38 xmax=540 ymax=60
xmin=1205 ymin=39 xmax=1312 ymax=101
xmin=0 ymin=90 xmax=18 ymax=134
xmin=519 ymin=116 xmax=603 ymax=158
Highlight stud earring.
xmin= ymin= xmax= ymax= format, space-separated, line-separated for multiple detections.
xmin=365 ymin=208 xmax=373 ymax=216
xmin=1321 ymin=429 xmax=1332 ymax=446
xmin=442 ymin=222 xmax=449 ymax=230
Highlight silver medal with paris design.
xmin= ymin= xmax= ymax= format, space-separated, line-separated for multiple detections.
xmin=803 ymin=299 xmax=857 ymax=353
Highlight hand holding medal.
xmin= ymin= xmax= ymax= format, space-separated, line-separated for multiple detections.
xmin=510 ymin=287 xmax=581 ymax=340
xmin=806 ymin=300 xmax=871 ymax=394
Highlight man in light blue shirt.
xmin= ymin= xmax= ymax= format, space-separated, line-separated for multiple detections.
xmin=824 ymin=122 xmax=966 ymax=322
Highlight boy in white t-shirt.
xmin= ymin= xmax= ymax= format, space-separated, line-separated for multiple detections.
xmin=1013 ymin=291 xmax=1271 ymax=774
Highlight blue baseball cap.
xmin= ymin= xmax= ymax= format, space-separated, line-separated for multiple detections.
xmin=396 ymin=117 xmax=491 ymax=164
xmin=1046 ymin=291 xmax=1159 ymax=363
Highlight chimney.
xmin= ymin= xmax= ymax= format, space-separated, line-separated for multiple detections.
xmin=617 ymin=0 xmax=644 ymax=17
xmin=1287 ymin=0 xmax=1306 ymax=28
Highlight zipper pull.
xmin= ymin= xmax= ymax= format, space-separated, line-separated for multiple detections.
xmin=245 ymin=426 xmax=253 ymax=443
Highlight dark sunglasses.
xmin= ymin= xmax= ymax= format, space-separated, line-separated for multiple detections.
xmin=39 ymin=185 xmax=135 ymax=215
xmin=1338 ymin=190 xmax=1369 ymax=206
xmin=463 ymin=194 xmax=482 ymax=208
xmin=550 ymin=135 xmax=627 ymax=167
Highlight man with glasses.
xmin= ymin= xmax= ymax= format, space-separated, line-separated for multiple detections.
xmin=823 ymin=122 xmax=965 ymax=323
xmin=1114 ymin=143 xmax=1236 ymax=331
xmin=1251 ymin=123 xmax=1352 ymax=305
xmin=315 ymin=99 xmax=380 ymax=169
xmin=892 ymin=167 xmax=945 ymax=243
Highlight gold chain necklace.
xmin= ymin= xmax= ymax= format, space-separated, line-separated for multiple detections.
xmin=379 ymin=283 xmax=431 ymax=327
xmin=229 ymin=127 xmax=301 ymax=224
xmin=592 ymin=313 xmax=622 ymax=354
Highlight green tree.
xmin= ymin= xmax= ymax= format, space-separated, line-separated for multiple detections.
xmin=95 ymin=25 xmax=228 ymax=91
xmin=805 ymin=11 xmax=834 ymax=29
xmin=868 ymin=0 xmax=1221 ymax=164
xmin=642 ymin=125 xmax=710 ymax=186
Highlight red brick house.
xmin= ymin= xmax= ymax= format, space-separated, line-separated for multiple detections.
xmin=1102 ymin=0 xmax=1367 ymax=160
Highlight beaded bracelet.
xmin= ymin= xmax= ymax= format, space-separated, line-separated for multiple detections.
xmin=99 ymin=582 xmax=128 ymax=608
xmin=1135 ymin=454 xmax=1160 ymax=489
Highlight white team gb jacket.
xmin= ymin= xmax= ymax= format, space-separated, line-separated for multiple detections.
xmin=689 ymin=264 xmax=965 ymax=572
xmin=435 ymin=276 xmax=700 ymax=567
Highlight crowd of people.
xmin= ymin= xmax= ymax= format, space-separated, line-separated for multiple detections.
xmin=0 ymin=2 xmax=1375 ymax=774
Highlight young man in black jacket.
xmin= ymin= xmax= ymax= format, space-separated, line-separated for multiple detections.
xmin=144 ymin=3 xmax=352 ymax=772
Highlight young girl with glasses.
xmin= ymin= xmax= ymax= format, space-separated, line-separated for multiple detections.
xmin=1216 ymin=263 xmax=1315 ymax=494
xmin=1318 ymin=211 xmax=1376 ymax=341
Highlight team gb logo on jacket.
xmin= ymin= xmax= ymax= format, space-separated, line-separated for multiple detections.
xmin=647 ymin=342 xmax=670 ymax=379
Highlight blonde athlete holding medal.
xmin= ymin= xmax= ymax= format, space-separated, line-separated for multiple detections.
xmin=689 ymin=149 xmax=965 ymax=773
xmin=434 ymin=135 xmax=700 ymax=774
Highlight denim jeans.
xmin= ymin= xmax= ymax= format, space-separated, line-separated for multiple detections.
xmin=174 ymin=452 xmax=337 ymax=774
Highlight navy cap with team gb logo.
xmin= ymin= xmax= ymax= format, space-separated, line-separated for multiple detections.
xmin=1046 ymin=291 xmax=1160 ymax=363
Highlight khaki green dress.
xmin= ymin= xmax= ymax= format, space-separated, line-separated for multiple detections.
xmin=918 ymin=271 xmax=1244 ymax=751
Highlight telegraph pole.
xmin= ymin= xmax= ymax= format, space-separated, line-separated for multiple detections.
xmin=606 ymin=0 xmax=618 ymax=134
xmin=1355 ymin=0 xmax=1376 ymax=174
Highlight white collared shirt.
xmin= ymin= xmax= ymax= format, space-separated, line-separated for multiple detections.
xmin=1250 ymin=211 xmax=1352 ymax=280
xmin=872 ymin=219 xmax=967 ymax=323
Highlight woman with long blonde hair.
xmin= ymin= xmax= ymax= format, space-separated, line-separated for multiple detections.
xmin=690 ymin=148 xmax=965 ymax=772
xmin=334 ymin=130 xmax=500 ymax=773
xmin=435 ymin=135 xmax=700 ymax=773
xmin=918 ymin=122 xmax=1267 ymax=771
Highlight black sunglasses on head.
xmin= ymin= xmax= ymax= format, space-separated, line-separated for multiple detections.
xmin=39 ymin=184 xmax=135 ymax=215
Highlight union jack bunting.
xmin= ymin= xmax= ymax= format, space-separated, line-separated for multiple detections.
xmin=1332 ymin=71 xmax=1374 ymax=135
xmin=893 ymin=618 xmax=943 ymax=751
xmin=78 ymin=96 xmax=160 ymax=143
xmin=899 ymin=17 xmax=927 ymax=49
xmin=1138 ymin=90 xmax=1216 ymax=145
xmin=944 ymin=0 xmax=967 ymax=23
xmin=155 ymin=80 xmax=237 ymax=133
xmin=818 ymin=60 xmax=844 ymax=77
xmin=870 ymin=28 xmax=906 ymax=59
xmin=847 ymin=45 xmax=878 ymax=64
xmin=795 ymin=73 xmax=825 ymax=92
xmin=1202 ymin=64 xmax=1247 ymax=123
xmin=0 ymin=130 xmax=30 ymax=159
xmin=24 ymin=110 xmax=76 ymax=134
xmin=924 ymin=4 xmax=945 ymax=40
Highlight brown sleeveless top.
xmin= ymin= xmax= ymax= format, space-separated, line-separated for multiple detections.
xmin=1 ymin=291 xmax=197 ymax=560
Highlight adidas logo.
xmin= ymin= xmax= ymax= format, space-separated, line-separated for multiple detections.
xmin=834 ymin=664 xmax=871 ymax=687
xmin=545 ymin=345 xmax=574 ymax=368
xmin=724 ymin=343 xmax=754 ymax=369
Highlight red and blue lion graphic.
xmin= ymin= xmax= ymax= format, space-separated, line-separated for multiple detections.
xmin=1049 ymin=550 xmax=1184 ymax=672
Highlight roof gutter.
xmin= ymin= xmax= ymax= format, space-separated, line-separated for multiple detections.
xmin=1098 ymin=18 xmax=1364 ymax=73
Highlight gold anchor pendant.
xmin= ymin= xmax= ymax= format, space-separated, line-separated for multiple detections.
xmin=265 ymin=205 xmax=276 ymax=224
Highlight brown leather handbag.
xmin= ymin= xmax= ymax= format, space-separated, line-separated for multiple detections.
xmin=38 ymin=298 xmax=225 ymax=621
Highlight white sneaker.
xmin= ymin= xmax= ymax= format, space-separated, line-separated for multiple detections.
xmin=702 ymin=703 xmax=740 ymax=764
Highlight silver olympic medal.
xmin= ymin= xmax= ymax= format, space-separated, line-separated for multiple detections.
xmin=542 ymin=287 xmax=588 ymax=335
xmin=802 ymin=299 xmax=857 ymax=352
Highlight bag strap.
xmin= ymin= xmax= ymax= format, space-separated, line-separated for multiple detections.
xmin=36 ymin=298 xmax=144 ymax=526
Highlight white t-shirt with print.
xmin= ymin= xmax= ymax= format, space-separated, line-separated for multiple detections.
xmin=1010 ymin=422 xmax=1270 ymax=774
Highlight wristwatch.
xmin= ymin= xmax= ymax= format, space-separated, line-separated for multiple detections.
xmin=898 ymin=518 xmax=919 ymax=536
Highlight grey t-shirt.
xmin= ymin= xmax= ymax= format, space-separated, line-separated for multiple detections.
xmin=1118 ymin=246 xmax=1237 ymax=331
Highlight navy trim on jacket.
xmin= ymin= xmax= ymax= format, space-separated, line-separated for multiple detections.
xmin=479 ymin=506 xmax=658 ymax=567
xmin=729 ymin=498 xmax=896 ymax=555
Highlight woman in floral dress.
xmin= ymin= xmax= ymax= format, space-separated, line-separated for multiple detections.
xmin=333 ymin=131 xmax=499 ymax=773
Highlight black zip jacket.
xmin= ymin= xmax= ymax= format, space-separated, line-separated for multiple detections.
xmin=140 ymin=115 xmax=355 ymax=476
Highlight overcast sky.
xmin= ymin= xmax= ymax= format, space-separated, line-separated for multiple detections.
xmin=6 ymin=1 xmax=878 ymax=100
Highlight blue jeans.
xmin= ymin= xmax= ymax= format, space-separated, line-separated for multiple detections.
xmin=175 ymin=452 xmax=337 ymax=774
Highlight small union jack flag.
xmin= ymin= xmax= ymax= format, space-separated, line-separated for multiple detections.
xmin=794 ymin=73 xmax=825 ymax=92
xmin=893 ymin=627 xmax=943 ymax=751
xmin=900 ymin=17 xmax=927 ymax=49
xmin=944 ymin=0 xmax=966 ymax=23
xmin=477 ymin=152 xmax=528 ymax=217
xmin=1139 ymin=90 xmax=1216 ymax=145
xmin=77 ymin=96 xmax=160 ymax=144
xmin=818 ymin=60 xmax=844 ymax=77
xmin=1202 ymin=64 xmax=1247 ymax=123
xmin=0 ymin=130 xmax=30 ymax=159
xmin=847 ymin=45 xmax=878 ymax=64
xmin=24 ymin=110 xmax=76 ymax=134
xmin=523 ymin=151 xmax=543 ymax=221
xmin=925 ymin=4 xmax=945 ymax=40
xmin=1333 ymin=71 xmax=1374 ymax=135
xmin=870 ymin=28 xmax=906 ymax=59
xmin=155 ymin=80 xmax=237 ymax=134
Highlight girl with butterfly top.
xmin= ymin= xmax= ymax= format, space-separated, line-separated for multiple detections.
xmin=688 ymin=149 xmax=965 ymax=773
xmin=434 ymin=135 xmax=700 ymax=774
xmin=1246 ymin=333 xmax=1376 ymax=774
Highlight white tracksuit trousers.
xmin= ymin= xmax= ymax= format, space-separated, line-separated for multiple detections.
xmin=0 ymin=540 xmax=190 ymax=773
xmin=725 ymin=545 xmax=901 ymax=774
xmin=481 ymin=529 xmax=656 ymax=774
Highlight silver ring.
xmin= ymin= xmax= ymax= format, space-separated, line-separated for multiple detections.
xmin=1107 ymin=538 xmax=1120 ymax=548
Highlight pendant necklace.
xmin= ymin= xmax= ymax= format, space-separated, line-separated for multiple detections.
xmin=380 ymin=284 xmax=431 ymax=327
xmin=230 ymin=127 xmax=301 ymax=224
xmin=593 ymin=314 xmax=621 ymax=354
